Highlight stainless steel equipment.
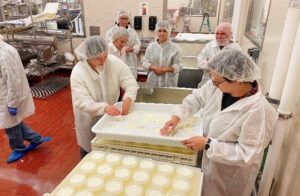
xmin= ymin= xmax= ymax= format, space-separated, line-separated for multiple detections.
xmin=136 ymin=86 xmax=192 ymax=104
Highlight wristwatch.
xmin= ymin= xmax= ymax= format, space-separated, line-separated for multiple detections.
xmin=205 ymin=138 xmax=211 ymax=150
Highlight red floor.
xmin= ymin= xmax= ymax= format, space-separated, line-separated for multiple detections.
xmin=0 ymin=86 xmax=80 ymax=196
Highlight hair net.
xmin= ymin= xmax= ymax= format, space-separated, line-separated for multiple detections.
xmin=75 ymin=36 xmax=107 ymax=61
xmin=155 ymin=21 xmax=171 ymax=36
xmin=111 ymin=27 xmax=129 ymax=42
xmin=207 ymin=49 xmax=261 ymax=82
xmin=116 ymin=10 xmax=131 ymax=21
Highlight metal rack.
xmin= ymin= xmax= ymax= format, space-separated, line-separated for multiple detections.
xmin=0 ymin=0 xmax=75 ymax=98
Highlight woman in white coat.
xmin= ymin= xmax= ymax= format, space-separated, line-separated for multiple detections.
xmin=160 ymin=49 xmax=278 ymax=196
xmin=106 ymin=10 xmax=141 ymax=73
xmin=71 ymin=36 xmax=139 ymax=158
xmin=108 ymin=27 xmax=136 ymax=77
xmin=142 ymin=21 xmax=182 ymax=87
xmin=0 ymin=39 xmax=51 ymax=163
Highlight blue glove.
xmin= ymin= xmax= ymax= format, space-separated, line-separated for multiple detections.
xmin=8 ymin=107 xmax=17 ymax=116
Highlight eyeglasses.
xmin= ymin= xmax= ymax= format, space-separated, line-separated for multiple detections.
xmin=209 ymin=73 xmax=227 ymax=87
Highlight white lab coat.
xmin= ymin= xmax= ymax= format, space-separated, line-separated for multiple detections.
xmin=173 ymin=81 xmax=278 ymax=196
xmin=0 ymin=40 xmax=35 ymax=129
xmin=142 ymin=39 xmax=182 ymax=87
xmin=108 ymin=42 xmax=137 ymax=78
xmin=197 ymin=40 xmax=241 ymax=87
xmin=106 ymin=25 xmax=141 ymax=69
xmin=70 ymin=55 xmax=139 ymax=152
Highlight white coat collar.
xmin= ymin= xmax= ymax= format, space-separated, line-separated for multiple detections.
xmin=157 ymin=39 xmax=171 ymax=47
xmin=220 ymin=83 xmax=263 ymax=113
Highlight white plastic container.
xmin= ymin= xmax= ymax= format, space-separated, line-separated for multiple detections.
xmin=124 ymin=183 xmax=144 ymax=196
xmin=114 ymin=167 xmax=131 ymax=182
xmin=96 ymin=164 xmax=113 ymax=178
xmin=86 ymin=175 xmax=104 ymax=192
xmin=170 ymin=179 xmax=191 ymax=194
xmin=105 ymin=153 xmax=121 ymax=166
xmin=79 ymin=161 xmax=96 ymax=174
xmin=176 ymin=166 xmax=194 ymax=179
xmin=68 ymin=173 xmax=86 ymax=188
xmin=139 ymin=159 xmax=155 ymax=173
xmin=122 ymin=156 xmax=138 ymax=169
xmin=75 ymin=189 xmax=94 ymax=196
xmin=145 ymin=187 xmax=165 ymax=196
xmin=157 ymin=163 xmax=174 ymax=176
xmin=56 ymin=187 xmax=75 ymax=196
xmin=89 ymin=151 xmax=105 ymax=163
xmin=132 ymin=170 xmax=150 ymax=185
xmin=151 ymin=175 xmax=170 ymax=189
xmin=104 ymin=180 xmax=123 ymax=195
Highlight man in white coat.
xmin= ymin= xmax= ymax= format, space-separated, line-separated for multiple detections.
xmin=197 ymin=22 xmax=241 ymax=87
xmin=161 ymin=49 xmax=278 ymax=196
xmin=71 ymin=36 xmax=139 ymax=158
xmin=106 ymin=10 xmax=141 ymax=73
xmin=0 ymin=38 xmax=51 ymax=163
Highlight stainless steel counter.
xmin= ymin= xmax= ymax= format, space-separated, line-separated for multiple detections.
xmin=136 ymin=86 xmax=192 ymax=104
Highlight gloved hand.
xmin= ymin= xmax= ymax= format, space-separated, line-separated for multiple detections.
xmin=8 ymin=107 xmax=17 ymax=116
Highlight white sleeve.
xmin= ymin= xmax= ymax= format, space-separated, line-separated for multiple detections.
xmin=172 ymin=87 xmax=206 ymax=120
xmin=197 ymin=44 xmax=211 ymax=69
xmin=142 ymin=44 xmax=153 ymax=71
xmin=71 ymin=70 xmax=109 ymax=116
xmin=2 ymin=53 xmax=22 ymax=108
xmin=171 ymin=46 xmax=182 ymax=73
xmin=106 ymin=28 xmax=113 ymax=44
xmin=118 ymin=63 xmax=139 ymax=102
xmin=206 ymin=107 xmax=270 ymax=166
xmin=132 ymin=30 xmax=141 ymax=54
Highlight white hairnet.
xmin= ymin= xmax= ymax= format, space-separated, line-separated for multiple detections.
xmin=111 ymin=27 xmax=129 ymax=42
xmin=116 ymin=10 xmax=131 ymax=21
xmin=207 ymin=49 xmax=261 ymax=82
xmin=155 ymin=21 xmax=171 ymax=36
xmin=75 ymin=36 xmax=107 ymax=61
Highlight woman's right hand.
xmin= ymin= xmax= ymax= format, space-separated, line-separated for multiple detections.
xmin=104 ymin=105 xmax=121 ymax=116
xmin=160 ymin=116 xmax=181 ymax=136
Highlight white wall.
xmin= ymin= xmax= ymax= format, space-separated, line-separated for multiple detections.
xmin=241 ymin=0 xmax=300 ymax=196
xmin=168 ymin=0 xmax=187 ymax=9
xmin=82 ymin=0 xmax=163 ymax=38
xmin=56 ymin=0 xmax=164 ymax=54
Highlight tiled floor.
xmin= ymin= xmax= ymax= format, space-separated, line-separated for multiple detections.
xmin=0 ymin=85 xmax=80 ymax=196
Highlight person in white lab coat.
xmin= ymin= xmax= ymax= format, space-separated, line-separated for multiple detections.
xmin=0 ymin=38 xmax=51 ymax=163
xmin=142 ymin=21 xmax=182 ymax=87
xmin=197 ymin=22 xmax=241 ymax=87
xmin=160 ymin=49 xmax=278 ymax=196
xmin=71 ymin=36 xmax=139 ymax=158
xmin=108 ymin=27 xmax=137 ymax=77
xmin=106 ymin=10 xmax=141 ymax=73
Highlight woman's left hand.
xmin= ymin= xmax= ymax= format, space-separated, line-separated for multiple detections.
xmin=121 ymin=98 xmax=132 ymax=115
xmin=181 ymin=136 xmax=208 ymax=151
